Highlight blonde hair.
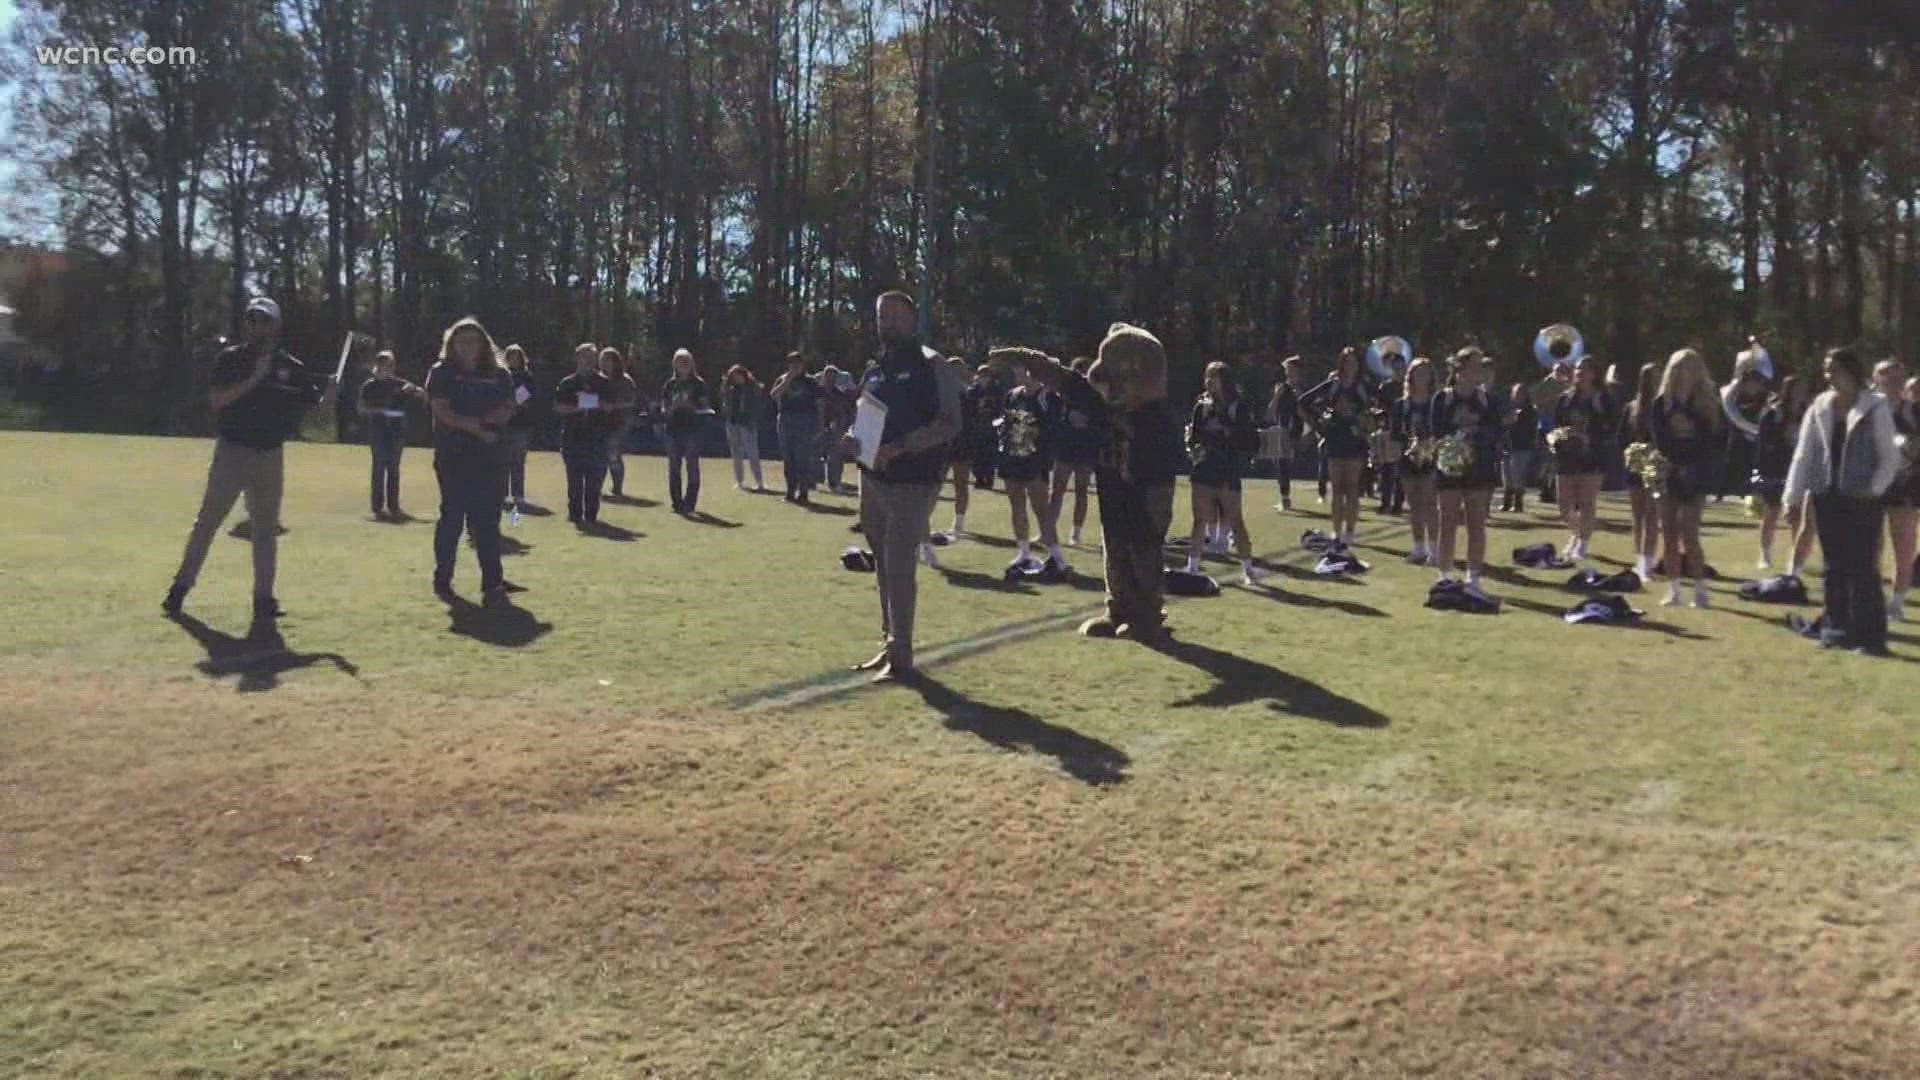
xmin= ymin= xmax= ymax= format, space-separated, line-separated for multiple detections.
xmin=503 ymin=344 xmax=528 ymax=368
xmin=1658 ymin=349 xmax=1717 ymax=415
xmin=438 ymin=317 xmax=501 ymax=369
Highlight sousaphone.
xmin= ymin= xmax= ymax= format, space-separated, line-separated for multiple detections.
xmin=1533 ymin=324 xmax=1586 ymax=371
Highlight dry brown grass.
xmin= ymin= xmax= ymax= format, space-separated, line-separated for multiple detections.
xmin=6 ymin=665 xmax=1919 ymax=1079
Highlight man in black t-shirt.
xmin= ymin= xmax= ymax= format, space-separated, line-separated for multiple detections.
xmin=163 ymin=296 xmax=334 ymax=630
xmin=554 ymin=343 xmax=616 ymax=524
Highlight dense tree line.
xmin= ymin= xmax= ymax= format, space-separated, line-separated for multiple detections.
xmin=4 ymin=0 xmax=1919 ymax=433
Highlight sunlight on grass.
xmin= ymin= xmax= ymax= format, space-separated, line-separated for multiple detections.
xmin=1 ymin=431 xmax=1917 ymax=1078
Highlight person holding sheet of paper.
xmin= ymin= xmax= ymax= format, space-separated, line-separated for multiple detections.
xmin=425 ymin=317 xmax=518 ymax=605
xmin=554 ymin=343 xmax=616 ymax=525
xmin=842 ymin=290 xmax=964 ymax=684
xmin=503 ymin=345 xmax=537 ymax=508
xmin=662 ymin=348 xmax=712 ymax=514
xmin=356 ymin=350 xmax=427 ymax=519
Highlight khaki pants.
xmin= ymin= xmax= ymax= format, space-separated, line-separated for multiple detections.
xmin=1101 ymin=483 xmax=1174 ymax=629
xmin=173 ymin=439 xmax=283 ymax=600
xmin=859 ymin=478 xmax=941 ymax=667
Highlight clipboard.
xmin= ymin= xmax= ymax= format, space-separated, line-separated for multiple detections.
xmin=852 ymin=391 xmax=888 ymax=468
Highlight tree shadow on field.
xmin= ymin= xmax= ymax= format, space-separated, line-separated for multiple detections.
xmin=444 ymin=594 xmax=553 ymax=648
xmin=1139 ymin=637 xmax=1389 ymax=728
xmin=170 ymin=614 xmax=361 ymax=693
xmin=910 ymin=676 xmax=1130 ymax=786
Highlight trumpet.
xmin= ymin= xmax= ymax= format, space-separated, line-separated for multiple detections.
xmin=1533 ymin=324 xmax=1586 ymax=371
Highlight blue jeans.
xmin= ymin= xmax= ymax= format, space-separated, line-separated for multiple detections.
xmin=778 ymin=416 xmax=818 ymax=496
xmin=434 ymin=458 xmax=506 ymax=592
xmin=667 ymin=432 xmax=702 ymax=511
xmin=370 ymin=424 xmax=405 ymax=513
xmin=504 ymin=429 xmax=530 ymax=503
xmin=1504 ymin=450 xmax=1534 ymax=491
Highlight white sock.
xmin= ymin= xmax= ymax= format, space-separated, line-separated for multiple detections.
xmin=1048 ymin=544 xmax=1066 ymax=564
xmin=1069 ymin=526 xmax=1081 ymax=545
xmin=1016 ymin=541 xmax=1031 ymax=561
xmin=1185 ymin=555 xmax=1201 ymax=573
xmin=1788 ymin=559 xmax=1803 ymax=578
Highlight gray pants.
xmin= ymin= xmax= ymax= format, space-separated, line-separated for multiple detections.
xmin=860 ymin=478 xmax=941 ymax=667
xmin=1101 ymin=483 xmax=1175 ymax=629
xmin=173 ymin=439 xmax=283 ymax=600
xmin=726 ymin=423 xmax=763 ymax=488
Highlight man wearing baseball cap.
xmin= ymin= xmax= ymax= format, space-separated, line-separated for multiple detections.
xmin=162 ymin=296 xmax=334 ymax=633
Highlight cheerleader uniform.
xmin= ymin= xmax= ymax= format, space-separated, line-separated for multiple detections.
xmin=1550 ymin=390 xmax=1616 ymax=477
xmin=1187 ymin=395 xmax=1258 ymax=491
xmin=1429 ymin=385 xmax=1505 ymax=491
xmin=1752 ymin=402 xmax=1798 ymax=508
xmin=1393 ymin=394 xmax=1434 ymax=483
xmin=996 ymin=385 xmax=1056 ymax=483
xmin=1885 ymin=399 xmax=1920 ymax=511
xmin=1623 ymin=400 xmax=1653 ymax=493
xmin=1648 ymin=396 xmax=1716 ymax=503
xmin=1300 ymin=377 xmax=1373 ymax=462
xmin=1052 ymin=388 xmax=1103 ymax=472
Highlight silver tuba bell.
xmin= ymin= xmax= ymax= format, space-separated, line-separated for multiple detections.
xmin=1533 ymin=324 xmax=1586 ymax=371
xmin=1365 ymin=336 xmax=1412 ymax=381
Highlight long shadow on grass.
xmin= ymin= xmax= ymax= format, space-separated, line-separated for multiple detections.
xmin=228 ymin=520 xmax=290 ymax=540
xmin=910 ymin=676 xmax=1130 ymax=786
xmin=1240 ymin=582 xmax=1386 ymax=618
xmin=444 ymin=595 xmax=553 ymax=648
xmin=798 ymin=500 xmax=858 ymax=517
xmin=170 ymin=614 xmax=361 ymax=693
xmin=1139 ymin=638 xmax=1389 ymax=728
xmin=1499 ymin=595 xmax=1711 ymax=640
xmin=603 ymin=494 xmax=662 ymax=508
xmin=577 ymin=521 xmax=642 ymax=542
xmin=684 ymin=511 xmax=743 ymax=528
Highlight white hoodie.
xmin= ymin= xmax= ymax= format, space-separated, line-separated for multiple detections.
xmin=1782 ymin=389 xmax=1899 ymax=507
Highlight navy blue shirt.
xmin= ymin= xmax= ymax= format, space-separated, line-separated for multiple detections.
xmin=426 ymin=361 xmax=514 ymax=465
xmin=211 ymin=344 xmax=328 ymax=450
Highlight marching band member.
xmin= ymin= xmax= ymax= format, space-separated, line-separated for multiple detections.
xmin=1500 ymin=381 xmax=1537 ymax=515
xmin=1266 ymin=356 xmax=1305 ymax=511
xmin=1622 ymin=362 xmax=1664 ymax=580
xmin=1721 ymin=345 xmax=1769 ymax=501
xmin=1374 ymin=353 xmax=1407 ymax=514
xmin=941 ymin=356 xmax=977 ymax=537
xmin=1549 ymin=355 xmax=1618 ymax=566
xmin=1049 ymin=357 xmax=1100 ymax=547
xmin=1394 ymin=358 xmax=1440 ymax=564
xmin=1647 ymin=349 xmax=1723 ymax=608
xmin=721 ymin=363 xmax=767 ymax=492
xmin=554 ymin=343 xmax=614 ymax=525
xmin=771 ymin=351 xmax=822 ymax=504
xmin=503 ymin=345 xmax=537 ymax=510
xmin=356 ymin=349 xmax=427 ymax=520
xmin=662 ymin=348 xmax=711 ymax=514
xmin=1428 ymin=347 xmax=1505 ymax=602
xmin=1754 ymin=375 xmax=1812 ymax=574
xmin=600 ymin=348 xmax=639 ymax=498
xmin=1298 ymin=347 xmax=1372 ymax=548
xmin=425 ymin=316 xmax=517 ymax=604
xmin=996 ymin=353 xmax=1069 ymax=574
xmin=1183 ymin=361 xmax=1261 ymax=584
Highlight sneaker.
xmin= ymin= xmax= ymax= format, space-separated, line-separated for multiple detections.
xmin=1241 ymin=562 xmax=1261 ymax=586
xmin=920 ymin=543 xmax=940 ymax=569
xmin=1661 ymin=584 xmax=1683 ymax=607
xmin=1692 ymin=586 xmax=1711 ymax=610
xmin=161 ymin=584 xmax=187 ymax=617
xmin=1890 ymin=597 xmax=1907 ymax=623
xmin=1069 ymin=527 xmax=1082 ymax=546
xmin=1404 ymin=547 xmax=1427 ymax=565
xmin=1757 ymin=554 xmax=1774 ymax=571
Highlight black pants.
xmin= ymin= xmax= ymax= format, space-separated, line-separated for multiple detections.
xmin=971 ymin=458 xmax=996 ymax=491
xmin=434 ymin=459 xmax=506 ymax=592
xmin=1275 ymin=458 xmax=1292 ymax=501
xmin=564 ymin=446 xmax=608 ymax=522
xmin=370 ymin=426 xmax=404 ymax=513
xmin=1377 ymin=462 xmax=1401 ymax=512
xmin=1813 ymin=493 xmax=1888 ymax=650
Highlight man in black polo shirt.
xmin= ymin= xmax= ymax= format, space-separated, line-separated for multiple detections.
xmin=163 ymin=296 xmax=333 ymax=629
xmin=842 ymin=291 xmax=964 ymax=683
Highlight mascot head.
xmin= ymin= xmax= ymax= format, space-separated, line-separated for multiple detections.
xmin=1091 ymin=322 xmax=1167 ymax=409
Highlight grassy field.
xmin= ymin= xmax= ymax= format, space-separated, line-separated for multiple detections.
xmin=2 ymin=430 xmax=1918 ymax=1079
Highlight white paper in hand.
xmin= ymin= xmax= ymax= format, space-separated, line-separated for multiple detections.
xmin=514 ymin=385 xmax=532 ymax=405
xmin=577 ymin=392 xmax=600 ymax=411
xmin=852 ymin=392 xmax=888 ymax=468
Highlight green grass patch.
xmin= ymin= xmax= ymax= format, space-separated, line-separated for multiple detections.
xmin=2 ymin=431 xmax=1917 ymax=1077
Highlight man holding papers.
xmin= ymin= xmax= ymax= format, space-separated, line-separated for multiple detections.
xmin=554 ymin=343 xmax=616 ymax=526
xmin=842 ymin=290 xmax=964 ymax=684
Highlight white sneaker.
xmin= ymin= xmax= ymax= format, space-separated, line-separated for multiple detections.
xmin=1661 ymin=583 xmax=1683 ymax=607
xmin=1069 ymin=527 xmax=1082 ymax=546
xmin=1241 ymin=563 xmax=1261 ymax=585
xmin=1634 ymin=556 xmax=1652 ymax=580
xmin=1757 ymin=553 xmax=1774 ymax=571
xmin=1405 ymin=546 xmax=1427 ymax=565
xmin=1692 ymin=585 xmax=1711 ymax=610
